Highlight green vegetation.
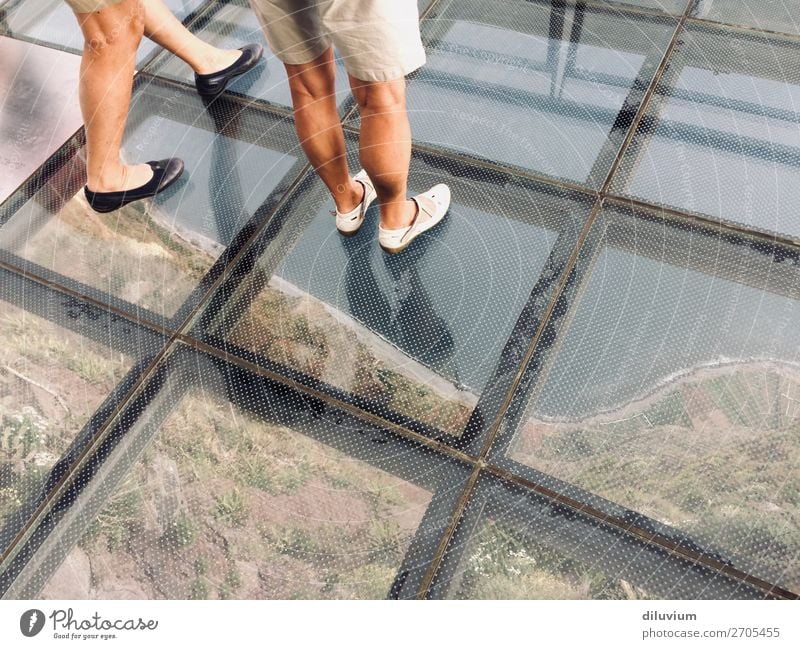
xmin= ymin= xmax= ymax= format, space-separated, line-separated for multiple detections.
xmin=267 ymin=525 xmax=318 ymax=560
xmin=1 ymin=408 xmax=60 ymax=524
xmin=0 ymin=304 xmax=129 ymax=532
xmin=517 ymin=368 xmax=800 ymax=592
xmin=457 ymin=521 xmax=638 ymax=600
xmin=189 ymin=579 xmax=209 ymax=600
xmin=81 ymin=480 xmax=143 ymax=552
xmin=162 ymin=512 xmax=197 ymax=549
xmin=72 ymin=390 xmax=431 ymax=599
xmin=212 ymin=489 xmax=250 ymax=527
xmin=227 ymin=290 xmax=472 ymax=436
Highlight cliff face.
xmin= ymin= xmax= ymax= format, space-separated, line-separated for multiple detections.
xmin=41 ymin=389 xmax=433 ymax=600
xmin=512 ymin=363 xmax=800 ymax=593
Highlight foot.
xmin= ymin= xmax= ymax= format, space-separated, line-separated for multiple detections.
xmin=378 ymin=184 xmax=451 ymax=254
xmin=334 ymin=169 xmax=377 ymax=236
xmin=193 ymin=49 xmax=242 ymax=76
xmin=333 ymin=179 xmax=363 ymax=213
xmin=194 ymin=44 xmax=264 ymax=98
xmin=86 ymin=163 xmax=153 ymax=194
xmin=84 ymin=158 xmax=185 ymax=213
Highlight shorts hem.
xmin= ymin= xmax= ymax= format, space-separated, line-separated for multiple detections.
xmin=270 ymin=39 xmax=332 ymax=66
xmin=344 ymin=48 xmax=427 ymax=82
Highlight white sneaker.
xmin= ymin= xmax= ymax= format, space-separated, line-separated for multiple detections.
xmin=378 ymin=183 xmax=451 ymax=254
xmin=334 ymin=169 xmax=377 ymax=236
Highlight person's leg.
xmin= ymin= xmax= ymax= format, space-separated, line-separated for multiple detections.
xmin=349 ymin=75 xmax=416 ymax=230
xmin=75 ymin=0 xmax=153 ymax=192
xmin=285 ymin=47 xmax=362 ymax=213
xmin=140 ymin=0 xmax=239 ymax=74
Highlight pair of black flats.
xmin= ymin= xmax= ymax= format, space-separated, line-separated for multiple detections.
xmin=84 ymin=44 xmax=263 ymax=214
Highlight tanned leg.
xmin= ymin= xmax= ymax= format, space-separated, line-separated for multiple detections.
xmin=349 ymin=74 xmax=416 ymax=229
xmin=76 ymin=0 xmax=152 ymax=192
xmin=140 ymin=0 xmax=239 ymax=74
xmin=285 ymin=47 xmax=362 ymax=212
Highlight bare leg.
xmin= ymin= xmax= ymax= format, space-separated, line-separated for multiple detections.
xmin=76 ymin=0 xmax=152 ymax=192
xmin=350 ymin=75 xmax=416 ymax=229
xmin=285 ymin=48 xmax=362 ymax=212
xmin=140 ymin=0 xmax=239 ymax=74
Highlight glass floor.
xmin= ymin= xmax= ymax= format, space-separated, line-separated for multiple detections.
xmin=0 ymin=0 xmax=798 ymax=600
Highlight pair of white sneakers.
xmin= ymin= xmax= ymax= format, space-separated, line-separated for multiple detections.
xmin=334 ymin=169 xmax=451 ymax=254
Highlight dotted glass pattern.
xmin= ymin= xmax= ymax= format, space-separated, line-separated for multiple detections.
xmin=692 ymin=0 xmax=800 ymax=37
xmin=194 ymin=150 xmax=593 ymax=439
xmin=611 ymin=23 xmax=800 ymax=241
xmin=148 ymin=0 xmax=353 ymax=112
xmin=0 ymin=81 xmax=306 ymax=324
xmin=428 ymin=475 xmax=765 ymax=599
xmin=497 ymin=203 xmax=800 ymax=594
xmin=0 ymin=275 xmax=166 ymax=557
xmin=30 ymin=349 xmax=471 ymax=600
xmin=0 ymin=0 xmax=798 ymax=601
xmin=0 ymin=0 xmax=206 ymax=66
xmin=397 ymin=0 xmax=676 ymax=187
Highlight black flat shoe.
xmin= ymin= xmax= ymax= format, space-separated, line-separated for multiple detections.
xmin=194 ymin=44 xmax=264 ymax=99
xmin=84 ymin=158 xmax=185 ymax=213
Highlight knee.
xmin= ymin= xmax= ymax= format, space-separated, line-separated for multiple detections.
xmin=352 ymin=80 xmax=406 ymax=114
xmin=287 ymin=66 xmax=337 ymax=106
xmin=81 ymin=7 xmax=144 ymax=59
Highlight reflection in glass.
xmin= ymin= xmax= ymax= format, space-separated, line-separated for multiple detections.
xmin=506 ymin=205 xmax=800 ymax=592
xmin=609 ymin=0 xmax=687 ymax=13
xmin=204 ymin=153 xmax=590 ymax=436
xmin=693 ymin=0 xmax=800 ymax=36
xmin=151 ymin=0 xmax=351 ymax=111
xmin=0 ymin=37 xmax=82 ymax=203
xmin=403 ymin=0 xmax=674 ymax=185
xmin=613 ymin=24 xmax=800 ymax=240
xmin=0 ymin=83 xmax=303 ymax=321
xmin=0 ymin=0 xmax=205 ymax=64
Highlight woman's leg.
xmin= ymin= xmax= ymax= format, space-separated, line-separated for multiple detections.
xmin=140 ymin=0 xmax=240 ymax=74
xmin=76 ymin=0 xmax=153 ymax=192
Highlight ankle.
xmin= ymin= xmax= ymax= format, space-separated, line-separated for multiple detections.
xmin=380 ymin=199 xmax=417 ymax=230
xmin=86 ymin=163 xmax=152 ymax=193
xmin=86 ymin=167 xmax=125 ymax=193
xmin=333 ymin=178 xmax=364 ymax=213
xmin=191 ymin=46 xmax=239 ymax=75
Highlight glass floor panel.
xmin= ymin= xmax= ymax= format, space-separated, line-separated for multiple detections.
xmin=0 ymin=0 xmax=206 ymax=66
xmin=429 ymin=475 xmax=762 ymax=599
xmin=1 ymin=0 xmax=799 ymax=601
xmin=611 ymin=23 xmax=800 ymax=241
xmin=396 ymin=0 xmax=676 ymax=187
xmin=195 ymin=152 xmax=593 ymax=438
xmin=0 ymin=80 xmax=306 ymax=325
xmin=692 ymin=0 xmax=800 ymax=36
xmin=607 ymin=0 xmax=688 ymax=13
xmin=149 ymin=0 xmax=352 ymax=112
xmin=0 ymin=36 xmax=82 ymax=204
xmin=497 ymin=203 xmax=800 ymax=594
xmin=0 ymin=274 xmax=165 ymax=554
xmin=33 ymin=348 xmax=469 ymax=600
xmin=442 ymin=501 xmax=636 ymax=599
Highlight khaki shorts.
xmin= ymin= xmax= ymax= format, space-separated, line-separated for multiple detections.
xmin=249 ymin=0 xmax=425 ymax=82
xmin=64 ymin=0 xmax=126 ymax=13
